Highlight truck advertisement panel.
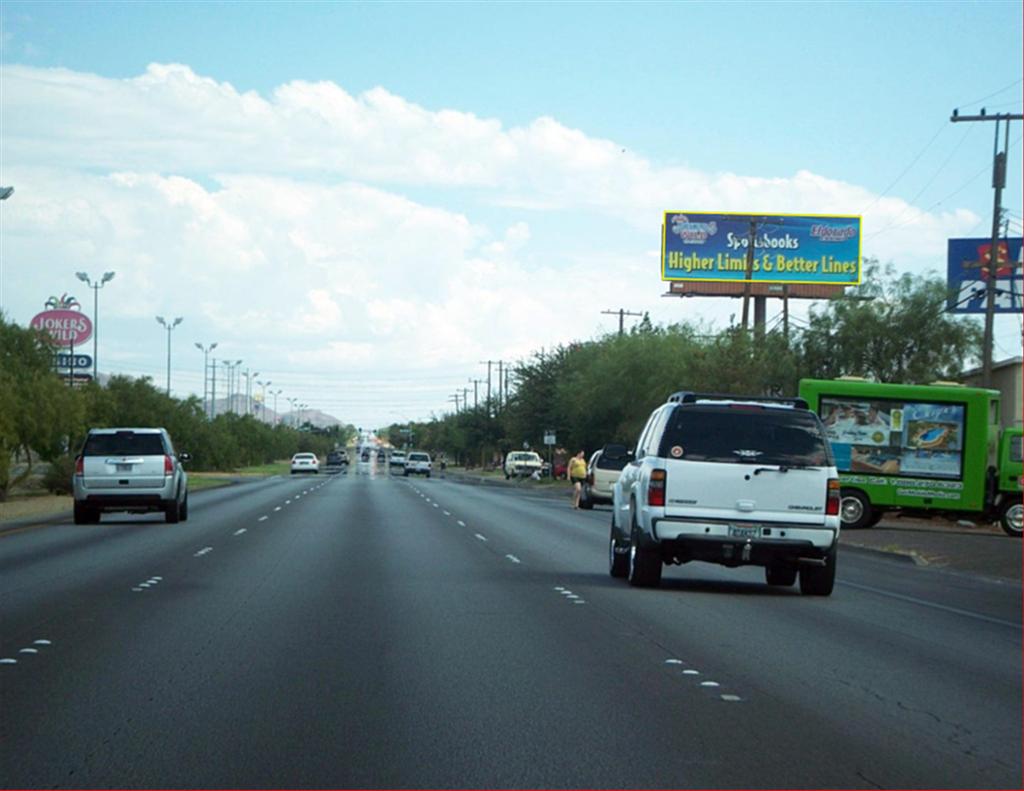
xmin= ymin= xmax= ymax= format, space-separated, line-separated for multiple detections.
xmin=661 ymin=212 xmax=861 ymax=285
xmin=946 ymin=237 xmax=1023 ymax=314
xmin=822 ymin=397 xmax=965 ymax=480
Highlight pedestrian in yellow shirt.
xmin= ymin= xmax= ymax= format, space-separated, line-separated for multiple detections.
xmin=568 ymin=450 xmax=587 ymax=510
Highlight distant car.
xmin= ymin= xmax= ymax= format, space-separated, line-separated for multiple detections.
xmin=291 ymin=452 xmax=320 ymax=474
xmin=579 ymin=444 xmax=630 ymax=509
xmin=325 ymin=450 xmax=348 ymax=472
xmin=72 ymin=427 xmax=190 ymax=524
xmin=389 ymin=450 xmax=407 ymax=471
xmin=404 ymin=451 xmax=432 ymax=477
xmin=504 ymin=451 xmax=543 ymax=479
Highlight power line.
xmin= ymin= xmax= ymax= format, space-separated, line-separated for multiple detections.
xmin=958 ymin=79 xmax=1024 ymax=110
xmin=859 ymin=120 xmax=949 ymax=214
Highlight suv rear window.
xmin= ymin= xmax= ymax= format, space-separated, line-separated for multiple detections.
xmin=408 ymin=453 xmax=429 ymax=461
xmin=83 ymin=432 xmax=166 ymax=456
xmin=658 ymin=406 xmax=832 ymax=466
xmin=596 ymin=453 xmax=628 ymax=471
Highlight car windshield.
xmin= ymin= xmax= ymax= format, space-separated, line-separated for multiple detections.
xmin=82 ymin=432 xmax=165 ymax=456
xmin=659 ymin=406 xmax=832 ymax=466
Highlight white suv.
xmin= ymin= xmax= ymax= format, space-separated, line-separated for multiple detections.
xmin=73 ymin=427 xmax=190 ymax=524
xmin=610 ymin=392 xmax=840 ymax=595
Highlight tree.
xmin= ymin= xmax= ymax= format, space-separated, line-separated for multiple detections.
xmin=798 ymin=261 xmax=982 ymax=384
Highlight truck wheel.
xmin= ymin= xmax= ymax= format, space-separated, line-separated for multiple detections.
xmin=799 ymin=545 xmax=837 ymax=596
xmin=627 ymin=516 xmax=662 ymax=588
xmin=999 ymin=499 xmax=1023 ymax=537
xmin=840 ymin=489 xmax=873 ymax=529
xmin=765 ymin=563 xmax=797 ymax=587
xmin=609 ymin=515 xmax=629 ymax=578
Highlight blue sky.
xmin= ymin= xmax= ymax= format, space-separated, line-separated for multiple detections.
xmin=1 ymin=1 xmax=1021 ymax=428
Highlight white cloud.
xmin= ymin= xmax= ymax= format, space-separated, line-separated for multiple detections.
xmin=0 ymin=63 xmax=990 ymax=425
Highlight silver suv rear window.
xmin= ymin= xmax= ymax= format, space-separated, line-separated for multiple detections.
xmin=659 ymin=406 xmax=831 ymax=466
xmin=82 ymin=432 xmax=166 ymax=456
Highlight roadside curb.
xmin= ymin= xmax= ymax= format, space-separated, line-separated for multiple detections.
xmin=445 ymin=470 xmax=570 ymax=500
xmin=840 ymin=542 xmax=924 ymax=565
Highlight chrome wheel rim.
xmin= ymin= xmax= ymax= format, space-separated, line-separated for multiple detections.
xmin=1007 ymin=503 xmax=1024 ymax=534
xmin=841 ymin=496 xmax=864 ymax=524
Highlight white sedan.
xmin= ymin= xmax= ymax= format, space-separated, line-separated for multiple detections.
xmin=290 ymin=452 xmax=320 ymax=474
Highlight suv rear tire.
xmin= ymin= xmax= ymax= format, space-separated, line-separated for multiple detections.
xmin=799 ymin=545 xmax=837 ymax=596
xmin=765 ymin=563 xmax=797 ymax=587
xmin=579 ymin=486 xmax=594 ymax=510
xmin=165 ymin=498 xmax=181 ymax=524
xmin=73 ymin=501 xmax=99 ymax=524
xmin=627 ymin=516 xmax=662 ymax=588
xmin=609 ymin=516 xmax=629 ymax=578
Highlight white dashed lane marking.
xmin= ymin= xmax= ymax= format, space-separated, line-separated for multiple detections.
xmin=505 ymin=554 xmax=521 ymax=564
xmin=194 ymin=547 xmax=214 ymax=557
xmin=443 ymin=510 xmax=451 ymax=516
xmin=234 ymin=528 xmax=247 ymax=536
xmin=474 ymin=533 xmax=488 ymax=542
xmin=457 ymin=520 xmax=466 ymax=527
xmin=258 ymin=516 xmax=268 ymax=522
xmin=274 ymin=506 xmax=282 ymax=512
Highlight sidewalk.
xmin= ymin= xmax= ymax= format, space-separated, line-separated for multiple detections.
xmin=444 ymin=468 xmax=1022 ymax=583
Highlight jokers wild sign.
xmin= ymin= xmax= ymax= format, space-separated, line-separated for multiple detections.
xmin=661 ymin=212 xmax=861 ymax=285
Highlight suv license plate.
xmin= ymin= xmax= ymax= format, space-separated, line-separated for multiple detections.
xmin=116 ymin=463 xmax=132 ymax=472
xmin=728 ymin=525 xmax=760 ymax=539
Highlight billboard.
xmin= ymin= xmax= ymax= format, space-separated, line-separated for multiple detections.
xmin=661 ymin=212 xmax=861 ymax=285
xmin=946 ymin=237 xmax=1023 ymax=314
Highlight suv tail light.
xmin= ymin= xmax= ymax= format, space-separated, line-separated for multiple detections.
xmin=648 ymin=468 xmax=667 ymax=507
xmin=164 ymin=455 xmax=174 ymax=476
xmin=826 ymin=478 xmax=840 ymax=516
xmin=75 ymin=455 xmax=84 ymax=476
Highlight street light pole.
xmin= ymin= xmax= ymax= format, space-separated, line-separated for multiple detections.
xmin=155 ymin=316 xmax=183 ymax=396
xmin=76 ymin=271 xmax=115 ymax=381
xmin=195 ymin=341 xmax=218 ymax=417
xmin=273 ymin=389 xmax=282 ymax=425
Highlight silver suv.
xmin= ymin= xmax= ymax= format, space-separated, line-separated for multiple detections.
xmin=610 ymin=392 xmax=840 ymax=595
xmin=73 ymin=428 xmax=190 ymax=524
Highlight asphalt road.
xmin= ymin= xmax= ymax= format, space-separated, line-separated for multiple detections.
xmin=2 ymin=467 xmax=1021 ymax=788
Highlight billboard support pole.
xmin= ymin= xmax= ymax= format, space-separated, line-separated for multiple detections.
xmin=950 ymin=109 xmax=1022 ymax=387
xmin=740 ymin=220 xmax=757 ymax=330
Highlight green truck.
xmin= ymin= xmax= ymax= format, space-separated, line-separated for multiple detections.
xmin=798 ymin=378 xmax=1022 ymax=536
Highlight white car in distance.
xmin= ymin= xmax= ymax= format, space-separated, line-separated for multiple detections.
xmin=290 ymin=452 xmax=320 ymax=474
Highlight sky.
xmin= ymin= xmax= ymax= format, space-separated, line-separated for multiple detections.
xmin=1 ymin=0 xmax=1022 ymax=430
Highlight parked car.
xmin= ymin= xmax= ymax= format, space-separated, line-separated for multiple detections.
xmin=504 ymin=451 xmax=543 ymax=479
xmin=404 ymin=451 xmax=432 ymax=477
xmin=580 ymin=443 xmax=630 ymax=509
xmin=72 ymin=427 xmax=190 ymax=524
xmin=610 ymin=391 xmax=840 ymax=595
xmin=291 ymin=452 xmax=320 ymax=474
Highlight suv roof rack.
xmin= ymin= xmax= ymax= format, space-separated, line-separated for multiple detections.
xmin=666 ymin=391 xmax=809 ymax=410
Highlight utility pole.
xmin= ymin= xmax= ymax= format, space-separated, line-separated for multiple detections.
xmin=951 ymin=108 xmax=1023 ymax=387
xmin=479 ymin=360 xmax=494 ymax=414
xmin=601 ymin=308 xmax=644 ymax=336
xmin=462 ymin=386 xmax=470 ymax=410
xmin=470 ymin=378 xmax=483 ymax=409
xmin=210 ymin=357 xmax=217 ymax=417
xmin=449 ymin=393 xmax=461 ymax=414
xmin=496 ymin=361 xmax=504 ymax=412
